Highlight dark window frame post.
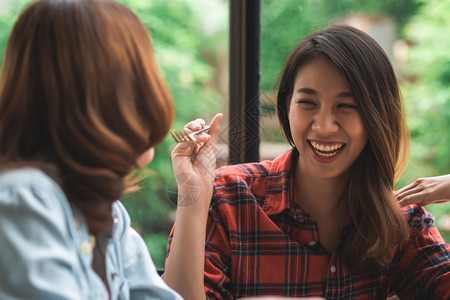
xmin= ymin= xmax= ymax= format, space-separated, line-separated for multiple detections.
xmin=228 ymin=0 xmax=261 ymax=164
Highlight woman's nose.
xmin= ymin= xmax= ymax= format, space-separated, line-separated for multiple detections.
xmin=311 ymin=109 xmax=339 ymax=135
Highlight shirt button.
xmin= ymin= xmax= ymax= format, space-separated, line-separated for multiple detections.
xmin=308 ymin=241 xmax=316 ymax=246
xmin=330 ymin=265 xmax=336 ymax=273
xmin=113 ymin=217 xmax=119 ymax=224
xmin=80 ymin=241 xmax=93 ymax=254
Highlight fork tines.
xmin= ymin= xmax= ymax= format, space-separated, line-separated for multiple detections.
xmin=170 ymin=125 xmax=210 ymax=143
xmin=170 ymin=129 xmax=192 ymax=143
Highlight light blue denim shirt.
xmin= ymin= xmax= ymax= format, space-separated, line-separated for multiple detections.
xmin=0 ymin=167 xmax=182 ymax=300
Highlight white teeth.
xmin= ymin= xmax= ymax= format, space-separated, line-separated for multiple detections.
xmin=310 ymin=141 xmax=344 ymax=157
xmin=315 ymin=151 xmax=335 ymax=157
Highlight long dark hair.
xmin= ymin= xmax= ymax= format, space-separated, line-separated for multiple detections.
xmin=0 ymin=0 xmax=174 ymax=235
xmin=276 ymin=25 xmax=409 ymax=270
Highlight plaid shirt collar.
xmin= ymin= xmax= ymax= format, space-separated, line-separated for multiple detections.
xmin=262 ymin=149 xmax=353 ymax=228
xmin=261 ymin=148 xmax=296 ymax=216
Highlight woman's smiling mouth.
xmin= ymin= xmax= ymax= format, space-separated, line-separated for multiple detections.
xmin=309 ymin=140 xmax=345 ymax=158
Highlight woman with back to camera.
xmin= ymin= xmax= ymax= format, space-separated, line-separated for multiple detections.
xmin=167 ymin=25 xmax=450 ymax=299
xmin=0 ymin=0 xmax=222 ymax=299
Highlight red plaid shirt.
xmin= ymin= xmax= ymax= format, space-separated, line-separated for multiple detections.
xmin=167 ymin=150 xmax=450 ymax=299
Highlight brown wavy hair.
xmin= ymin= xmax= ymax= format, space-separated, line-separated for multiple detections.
xmin=276 ymin=25 xmax=409 ymax=270
xmin=0 ymin=0 xmax=174 ymax=235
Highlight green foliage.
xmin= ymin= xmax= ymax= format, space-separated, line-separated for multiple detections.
xmin=261 ymin=0 xmax=422 ymax=91
xmin=0 ymin=0 xmax=29 ymax=67
xmin=398 ymin=0 xmax=450 ymax=239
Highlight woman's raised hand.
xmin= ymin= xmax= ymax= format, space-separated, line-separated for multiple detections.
xmin=170 ymin=113 xmax=223 ymax=209
xmin=395 ymin=174 xmax=450 ymax=207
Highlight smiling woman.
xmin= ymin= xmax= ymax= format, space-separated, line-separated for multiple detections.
xmin=276 ymin=26 xmax=410 ymax=271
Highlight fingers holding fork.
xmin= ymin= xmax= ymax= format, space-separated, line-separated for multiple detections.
xmin=170 ymin=114 xmax=223 ymax=204
xmin=170 ymin=114 xmax=222 ymax=159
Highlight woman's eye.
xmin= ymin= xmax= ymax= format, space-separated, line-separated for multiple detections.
xmin=338 ymin=103 xmax=357 ymax=109
xmin=298 ymin=100 xmax=316 ymax=106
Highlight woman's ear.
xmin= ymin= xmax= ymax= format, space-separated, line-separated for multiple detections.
xmin=136 ymin=147 xmax=155 ymax=168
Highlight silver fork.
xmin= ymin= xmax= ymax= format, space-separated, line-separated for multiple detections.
xmin=170 ymin=125 xmax=210 ymax=143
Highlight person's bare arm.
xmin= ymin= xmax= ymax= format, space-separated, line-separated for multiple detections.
xmin=163 ymin=113 xmax=222 ymax=300
xmin=395 ymin=174 xmax=450 ymax=207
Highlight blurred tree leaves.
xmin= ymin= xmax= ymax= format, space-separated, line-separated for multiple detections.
xmin=0 ymin=0 xmax=29 ymax=63
xmin=260 ymin=0 xmax=422 ymax=91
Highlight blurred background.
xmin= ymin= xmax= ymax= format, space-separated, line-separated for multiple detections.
xmin=1 ymin=0 xmax=449 ymax=268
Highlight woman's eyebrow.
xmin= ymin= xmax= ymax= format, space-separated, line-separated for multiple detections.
xmin=295 ymin=88 xmax=353 ymax=98
xmin=295 ymin=87 xmax=317 ymax=95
